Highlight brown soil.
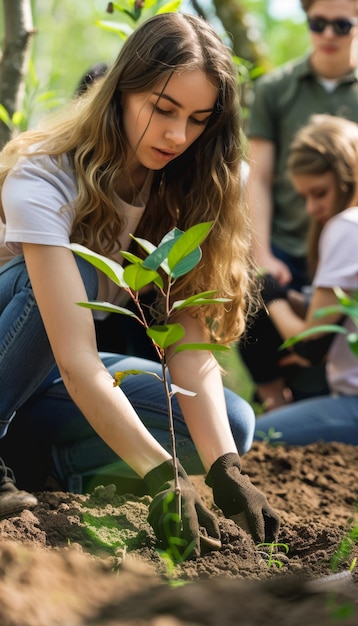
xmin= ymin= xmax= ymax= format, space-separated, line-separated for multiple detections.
xmin=0 ymin=441 xmax=357 ymax=626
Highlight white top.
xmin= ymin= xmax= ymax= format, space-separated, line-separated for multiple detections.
xmin=0 ymin=152 xmax=151 ymax=313
xmin=317 ymin=77 xmax=339 ymax=93
xmin=0 ymin=221 xmax=13 ymax=266
xmin=313 ymin=206 xmax=358 ymax=394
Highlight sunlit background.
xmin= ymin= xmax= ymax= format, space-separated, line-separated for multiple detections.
xmin=269 ymin=0 xmax=304 ymax=20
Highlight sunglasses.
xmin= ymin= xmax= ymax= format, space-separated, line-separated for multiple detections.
xmin=308 ymin=16 xmax=358 ymax=36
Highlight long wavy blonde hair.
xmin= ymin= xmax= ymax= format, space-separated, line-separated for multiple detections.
xmin=288 ymin=113 xmax=358 ymax=277
xmin=0 ymin=12 xmax=256 ymax=344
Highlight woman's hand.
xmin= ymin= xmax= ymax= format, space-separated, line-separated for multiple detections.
xmin=145 ymin=459 xmax=222 ymax=558
xmin=206 ymin=453 xmax=280 ymax=543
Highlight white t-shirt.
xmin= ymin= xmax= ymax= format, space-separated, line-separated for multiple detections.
xmin=313 ymin=207 xmax=358 ymax=394
xmin=1 ymin=152 xmax=150 ymax=310
xmin=0 ymin=221 xmax=13 ymax=266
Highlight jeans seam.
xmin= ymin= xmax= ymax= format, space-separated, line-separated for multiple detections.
xmin=0 ymin=290 xmax=37 ymax=359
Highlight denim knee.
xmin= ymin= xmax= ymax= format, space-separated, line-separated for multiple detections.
xmin=224 ymin=388 xmax=255 ymax=455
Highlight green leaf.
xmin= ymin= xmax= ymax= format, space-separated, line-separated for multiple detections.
xmin=135 ymin=227 xmax=189 ymax=275
xmin=173 ymin=290 xmax=218 ymax=303
xmin=153 ymin=228 xmax=185 ymax=273
xmin=281 ymin=324 xmax=348 ymax=349
xmin=318 ymin=287 xmax=358 ymax=318
xmin=314 ymin=304 xmax=352 ymax=319
xmin=131 ymin=233 xmax=180 ymax=275
xmin=11 ymin=111 xmax=23 ymax=126
xmin=123 ymin=264 xmax=163 ymax=290
xmin=157 ymin=0 xmax=182 ymax=14
xmin=174 ymin=342 xmax=230 ymax=353
xmin=120 ymin=250 xmax=143 ymax=265
xmin=142 ymin=238 xmax=180 ymax=272
xmin=110 ymin=1 xmax=133 ymax=11
xmin=160 ymin=227 xmax=184 ymax=243
xmin=347 ymin=332 xmax=358 ymax=357
xmin=113 ymin=369 xmax=163 ymax=386
xmin=35 ymin=90 xmax=59 ymax=103
xmin=76 ymin=300 xmax=141 ymax=322
xmin=141 ymin=0 xmax=157 ymax=7
xmin=0 ymin=104 xmax=10 ymax=126
xmin=146 ymin=324 xmax=185 ymax=349
xmin=27 ymin=59 xmax=40 ymax=88
xmin=314 ymin=301 xmax=358 ymax=320
xmin=172 ymin=294 xmax=231 ymax=310
xmin=130 ymin=235 xmax=157 ymax=256
xmin=95 ymin=20 xmax=134 ymax=37
xmin=170 ymin=249 xmax=202 ymax=279
xmin=334 ymin=286 xmax=357 ymax=306
xmin=167 ymin=536 xmax=189 ymax=547
xmin=167 ymin=222 xmax=213 ymax=275
xmin=69 ymin=244 xmax=128 ymax=287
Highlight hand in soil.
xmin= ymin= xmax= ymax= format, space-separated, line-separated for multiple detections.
xmin=206 ymin=452 xmax=280 ymax=542
xmin=145 ymin=459 xmax=221 ymax=558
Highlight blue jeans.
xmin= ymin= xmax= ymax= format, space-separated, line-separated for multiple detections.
xmin=0 ymin=254 xmax=98 ymax=433
xmin=254 ymin=394 xmax=358 ymax=445
xmin=0 ymin=255 xmax=255 ymax=491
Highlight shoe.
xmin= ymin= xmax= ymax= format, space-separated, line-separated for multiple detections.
xmin=0 ymin=457 xmax=38 ymax=520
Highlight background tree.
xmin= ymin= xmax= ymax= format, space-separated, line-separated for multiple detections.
xmin=0 ymin=0 xmax=35 ymax=146
xmin=191 ymin=0 xmax=268 ymax=67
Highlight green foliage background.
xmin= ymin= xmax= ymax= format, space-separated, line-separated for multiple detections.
xmin=0 ymin=1 xmax=310 ymax=110
xmin=239 ymin=0 xmax=309 ymax=68
xmin=30 ymin=0 xmax=122 ymax=101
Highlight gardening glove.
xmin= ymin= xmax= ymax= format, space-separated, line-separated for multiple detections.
xmin=260 ymin=273 xmax=289 ymax=307
xmin=205 ymin=453 xmax=280 ymax=543
xmin=144 ymin=459 xmax=221 ymax=559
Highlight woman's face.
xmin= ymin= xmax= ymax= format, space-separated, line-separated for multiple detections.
xmin=291 ymin=170 xmax=338 ymax=224
xmin=121 ymin=69 xmax=217 ymax=173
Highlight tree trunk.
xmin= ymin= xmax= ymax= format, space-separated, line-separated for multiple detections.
xmin=191 ymin=0 xmax=267 ymax=65
xmin=190 ymin=0 xmax=269 ymax=127
xmin=0 ymin=0 xmax=35 ymax=147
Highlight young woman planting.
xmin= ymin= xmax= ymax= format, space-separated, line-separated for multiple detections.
xmin=0 ymin=12 xmax=279 ymax=557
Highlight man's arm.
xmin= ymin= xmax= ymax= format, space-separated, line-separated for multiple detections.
xmin=247 ymin=137 xmax=292 ymax=285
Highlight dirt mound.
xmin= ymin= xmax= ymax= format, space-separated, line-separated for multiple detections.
xmin=0 ymin=441 xmax=357 ymax=625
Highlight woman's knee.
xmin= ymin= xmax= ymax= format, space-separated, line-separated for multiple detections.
xmin=225 ymin=389 xmax=255 ymax=455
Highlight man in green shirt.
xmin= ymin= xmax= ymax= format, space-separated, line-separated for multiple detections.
xmin=241 ymin=0 xmax=358 ymax=410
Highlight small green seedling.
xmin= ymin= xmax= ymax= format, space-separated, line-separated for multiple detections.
xmin=70 ymin=222 xmax=230 ymax=561
xmin=256 ymin=541 xmax=289 ymax=569
xmin=323 ymin=506 xmax=358 ymax=622
xmin=330 ymin=511 xmax=358 ymax=573
xmin=255 ymin=426 xmax=283 ymax=446
xmin=159 ymin=491 xmax=197 ymax=564
xmin=349 ymin=556 xmax=357 ymax=572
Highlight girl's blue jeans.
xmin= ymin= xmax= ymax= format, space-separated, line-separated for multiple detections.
xmin=0 ymin=255 xmax=255 ymax=491
xmin=255 ymin=394 xmax=358 ymax=446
